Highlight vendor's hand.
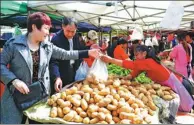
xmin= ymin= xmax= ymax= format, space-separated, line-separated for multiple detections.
xmin=100 ymin=55 xmax=112 ymax=63
xmin=12 ymin=79 xmax=30 ymax=94
xmin=55 ymin=77 xmax=62 ymax=92
xmin=88 ymin=49 xmax=101 ymax=59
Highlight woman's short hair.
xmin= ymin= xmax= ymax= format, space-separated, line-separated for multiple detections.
xmin=27 ymin=12 xmax=51 ymax=33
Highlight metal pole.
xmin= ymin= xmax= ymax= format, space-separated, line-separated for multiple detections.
xmin=109 ymin=28 xmax=112 ymax=46
xmin=98 ymin=17 xmax=101 ymax=45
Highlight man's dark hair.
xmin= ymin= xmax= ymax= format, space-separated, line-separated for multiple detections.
xmin=62 ymin=16 xmax=77 ymax=27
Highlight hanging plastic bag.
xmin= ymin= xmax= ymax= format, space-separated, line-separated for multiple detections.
xmin=86 ymin=59 xmax=108 ymax=84
xmin=75 ymin=61 xmax=89 ymax=81
xmin=160 ymin=1 xmax=184 ymax=30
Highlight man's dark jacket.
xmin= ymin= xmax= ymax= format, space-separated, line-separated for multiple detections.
xmin=49 ymin=30 xmax=89 ymax=94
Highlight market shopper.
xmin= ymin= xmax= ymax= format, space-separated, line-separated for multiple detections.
xmin=0 ymin=12 xmax=100 ymax=124
xmin=84 ymin=30 xmax=101 ymax=68
xmin=101 ymin=45 xmax=194 ymax=112
xmin=49 ymin=16 xmax=89 ymax=94
xmin=169 ymin=34 xmax=192 ymax=78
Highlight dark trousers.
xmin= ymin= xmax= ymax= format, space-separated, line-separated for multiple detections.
xmin=182 ymin=78 xmax=194 ymax=100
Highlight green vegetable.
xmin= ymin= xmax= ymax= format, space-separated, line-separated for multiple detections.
xmin=134 ymin=72 xmax=152 ymax=84
xmin=107 ymin=64 xmax=131 ymax=76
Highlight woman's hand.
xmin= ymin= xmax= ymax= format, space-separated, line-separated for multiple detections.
xmin=12 ymin=79 xmax=30 ymax=94
xmin=100 ymin=55 xmax=113 ymax=63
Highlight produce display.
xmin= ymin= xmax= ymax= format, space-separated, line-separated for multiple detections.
xmin=107 ymin=64 xmax=131 ymax=76
xmin=108 ymin=64 xmax=152 ymax=84
xmin=47 ymin=75 xmax=177 ymax=124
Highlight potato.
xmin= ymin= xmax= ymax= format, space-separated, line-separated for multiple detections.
xmin=144 ymin=116 xmax=152 ymax=123
xmin=53 ymin=102 xmax=57 ymax=107
xmin=51 ymin=95 xmax=58 ymax=102
xmin=83 ymin=93 xmax=90 ymax=102
xmin=76 ymin=107 xmax=83 ymax=114
xmin=97 ymin=121 xmax=108 ymax=124
xmin=97 ymin=112 xmax=106 ymax=120
xmin=138 ymin=87 xmax=147 ymax=94
xmin=74 ymin=83 xmax=82 ymax=90
xmin=73 ymin=115 xmax=83 ymax=123
xmin=142 ymin=96 xmax=148 ymax=104
xmin=63 ymin=111 xmax=75 ymax=122
xmin=162 ymin=95 xmax=173 ymax=101
xmin=81 ymin=99 xmax=88 ymax=111
xmin=105 ymin=79 xmax=113 ymax=85
xmin=81 ymin=87 xmax=93 ymax=94
xmin=148 ymin=101 xmax=157 ymax=111
xmin=127 ymin=96 xmax=136 ymax=105
xmin=133 ymin=117 xmax=143 ymax=124
xmin=98 ymin=83 xmax=106 ymax=90
xmin=156 ymin=89 xmax=164 ymax=97
xmin=138 ymin=93 xmax=144 ymax=100
xmin=98 ymin=88 xmax=110 ymax=96
xmin=94 ymin=94 xmax=103 ymax=103
xmin=134 ymin=108 xmax=141 ymax=115
xmin=80 ymin=111 xmax=87 ymax=118
xmin=161 ymin=86 xmax=171 ymax=91
xmin=47 ymin=98 xmax=55 ymax=106
xmin=152 ymin=84 xmax=161 ymax=90
xmin=144 ymin=84 xmax=152 ymax=90
xmin=98 ymin=98 xmax=112 ymax=107
xmin=113 ymin=94 xmax=120 ymax=101
xmin=89 ymin=98 xmax=94 ymax=104
xmin=163 ymin=91 xmax=171 ymax=95
xmin=120 ymin=119 xmax=131 ymax=124
xmin=90 ymin=118 xmax=99 ymax=124
xmin=119 ymin=106 xmax=133 ymax=113
xmin=98 ymin=107 xmax=111 ymax=114
xmin=131 ymin=103 xmax=139 ymax=109
xmin=112 ymin=99 xmax=118 ymax=106
xmin=50 ymin=107 xmax=57 ymax=118
xmin=113 ymin=117 xmax=120 ymax=123
xmin=105 ymin=114 xmax=113 ymax=123
xmin=63 ymin=107 xmax=71 ymax=114
xmin=118 ymin=101 xmax=126 ymax=108
xmin=57 ymin=99 xmax=68 ymax=108
xmin=135 ymin=99 xmax=145 ymax=108
xmin=91 ymin=112 xmax=98 ymax=118
xmin=107 ymin=104 xmax=117 ymax=111
xmin=119 ymin=112 xmax=136 ymax=120
xmin=147 ymin=107 xmax=155 ymax=116
xmin=61 ymin=92 xmax=66 ymax=100
xmin=148 ymin=89 xmax=156 ymax=95
xmin=88 ymin=104 xmax=99 ymax=113
xmin=131 ymin=89 xmax=139 ymax=97
xmin=72 ymin=94 xmax=81 ymax=100
xmin=113 ymin=79 xmax=121 ymax=87
xmin=70 ymin=98 xmax=81 ymax=107
xmin=112 ymin=110 xmax=118 ymax=117
xmin=83 ymin=117 xmax=90 ymax=124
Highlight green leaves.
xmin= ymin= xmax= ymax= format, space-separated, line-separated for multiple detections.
xmin=107 ymin=64 xmax=131 ymax=76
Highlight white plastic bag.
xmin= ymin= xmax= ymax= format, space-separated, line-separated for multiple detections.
xmin=86 ymin=59 xmax=108 ymax=83
xmin=75 ymin=61 xmax=89 ymax=81
xmin=152 ymin=35 xmax=159 ymax=46
xmin=160 ymin=1 xmax=184 ymax=30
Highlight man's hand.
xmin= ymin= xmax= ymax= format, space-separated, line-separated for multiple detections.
xmin=12 ymin=79 xmax=30 ymax=94
xmin=55 ymin=77 xmax=63 ymax=92
xmin=88 ymin=49 xmax=101 ymax=59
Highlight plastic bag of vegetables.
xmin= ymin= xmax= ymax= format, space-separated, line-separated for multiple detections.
xmin=86 ymin=59 xmax=108 ymax=84
xmin=75 ymin=61 xmax=89 ymax=81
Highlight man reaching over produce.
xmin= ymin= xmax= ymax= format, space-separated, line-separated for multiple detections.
xmin=101 ymin=45 xmax=194 ymax=112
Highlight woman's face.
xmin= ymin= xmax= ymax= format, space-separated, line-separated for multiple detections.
xmin=134 ymin=51 xmax=146 ymax=60
xmin=33 ymin=24 xmax=50 ymax=42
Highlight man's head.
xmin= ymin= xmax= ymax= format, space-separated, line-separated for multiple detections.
xmin=62 ymin=16 xmax=77 ymax=39
xmin=87 ymin=30 xmax=98 ymax=45
xmin=27 ymin=12 xmax=52 ymax=42
xmin=185 ymin=33 xmax=193 ymax=44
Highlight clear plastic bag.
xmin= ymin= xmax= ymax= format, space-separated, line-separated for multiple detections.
xmin=74 ymin=61 xmax=89 ymax=81
xmin=86 ymin=59 xmax=108 ymax=84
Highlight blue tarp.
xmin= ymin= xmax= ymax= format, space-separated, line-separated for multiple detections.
xmin=1 ymin=16 xmax=112 ymax=33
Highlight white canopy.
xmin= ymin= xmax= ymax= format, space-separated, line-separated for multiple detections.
xmin=26 ymin=1 xmax=194 ymax=31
